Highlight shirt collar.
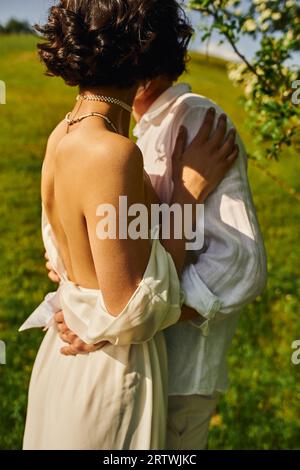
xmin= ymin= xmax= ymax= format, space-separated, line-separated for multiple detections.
xmin=133 ymin=83 xmax=191 ymax=138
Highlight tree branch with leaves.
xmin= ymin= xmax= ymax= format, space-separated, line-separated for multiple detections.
xmin=189 ymin=0 xmax=300 ymax=161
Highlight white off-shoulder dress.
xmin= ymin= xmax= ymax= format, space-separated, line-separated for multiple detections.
xmin=20 ymin=209 xmax=182 ymax=450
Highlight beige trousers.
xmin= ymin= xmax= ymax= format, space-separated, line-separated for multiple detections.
xmin=166 ymin=392 xmax=221 ymax=450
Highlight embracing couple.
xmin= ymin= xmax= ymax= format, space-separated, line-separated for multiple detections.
xmin=20 ymin=0 xmax=267 ymax=450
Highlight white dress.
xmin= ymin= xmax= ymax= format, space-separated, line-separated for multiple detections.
xmin=20 ymin=209 xmax=182 ymax=450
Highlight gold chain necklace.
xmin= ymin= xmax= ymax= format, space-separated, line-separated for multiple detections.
xmin=65 ymin=111 xmax=118 ymax=133
xmin=76 ymin=94 xmax=132 ymax=113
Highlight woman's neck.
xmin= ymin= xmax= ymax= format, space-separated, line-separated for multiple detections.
xmin=73 ymin=85 xmax=137 ymax=137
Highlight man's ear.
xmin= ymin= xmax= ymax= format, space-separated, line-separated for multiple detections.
xmin=133 ymin=81 xmax=154 ymax=121
xmin=135 ymin=81 xmax=152 ymax=101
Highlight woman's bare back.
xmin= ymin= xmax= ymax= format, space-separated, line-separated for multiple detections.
xmin=41 ymin=118 xmax=151 ymax=313
xmin=42 ymin=120 xmax=98 ymax=288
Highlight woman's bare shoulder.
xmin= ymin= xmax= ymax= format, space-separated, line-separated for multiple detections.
xmin=46 ymin=119 xmax=69 ymax=155
xmin=74 ymin=132 xmax=145 ymax=209
xmin=80 ymin=131 xmax=144 ymax=179
xmin=47 ymin=120 xmax=143 ymax=173
xmin=53 ymin=129 xmax=144 ymax=203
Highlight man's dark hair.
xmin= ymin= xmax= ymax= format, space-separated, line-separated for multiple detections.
xmin=36 ymin=0 xmax=193 ymax=88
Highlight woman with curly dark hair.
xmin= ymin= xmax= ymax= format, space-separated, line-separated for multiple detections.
xmin=20 ymin=0 xmax=238 ymax=449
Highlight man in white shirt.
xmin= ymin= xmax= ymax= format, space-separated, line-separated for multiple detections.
xmin=131 ymin=76 xmax=267 ymax=449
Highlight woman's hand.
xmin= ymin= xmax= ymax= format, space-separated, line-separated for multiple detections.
xmin=172 ymin=108 xmax=238 ymax=205
xmin=45 ymin=252 xmax=60 ymax=284
xmin=54 ymin=311 xmax=108 ymax=356
xmin=44 ymin=258 xmax=106 ymax=356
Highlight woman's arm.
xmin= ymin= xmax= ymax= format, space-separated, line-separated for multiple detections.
xmin=82 ymin=136 xmax=151 ymax=316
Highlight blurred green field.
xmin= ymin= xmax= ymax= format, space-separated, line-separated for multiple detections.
xmin=0 ymin=35 xmax=300 ymax=449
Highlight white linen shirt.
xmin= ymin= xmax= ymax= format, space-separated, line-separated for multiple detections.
xmin=134 ymin=83 xmax=267 ymax=396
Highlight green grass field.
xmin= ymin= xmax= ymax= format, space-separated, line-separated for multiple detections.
xmin=0 ymin=35 xmax=300 ymax=449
